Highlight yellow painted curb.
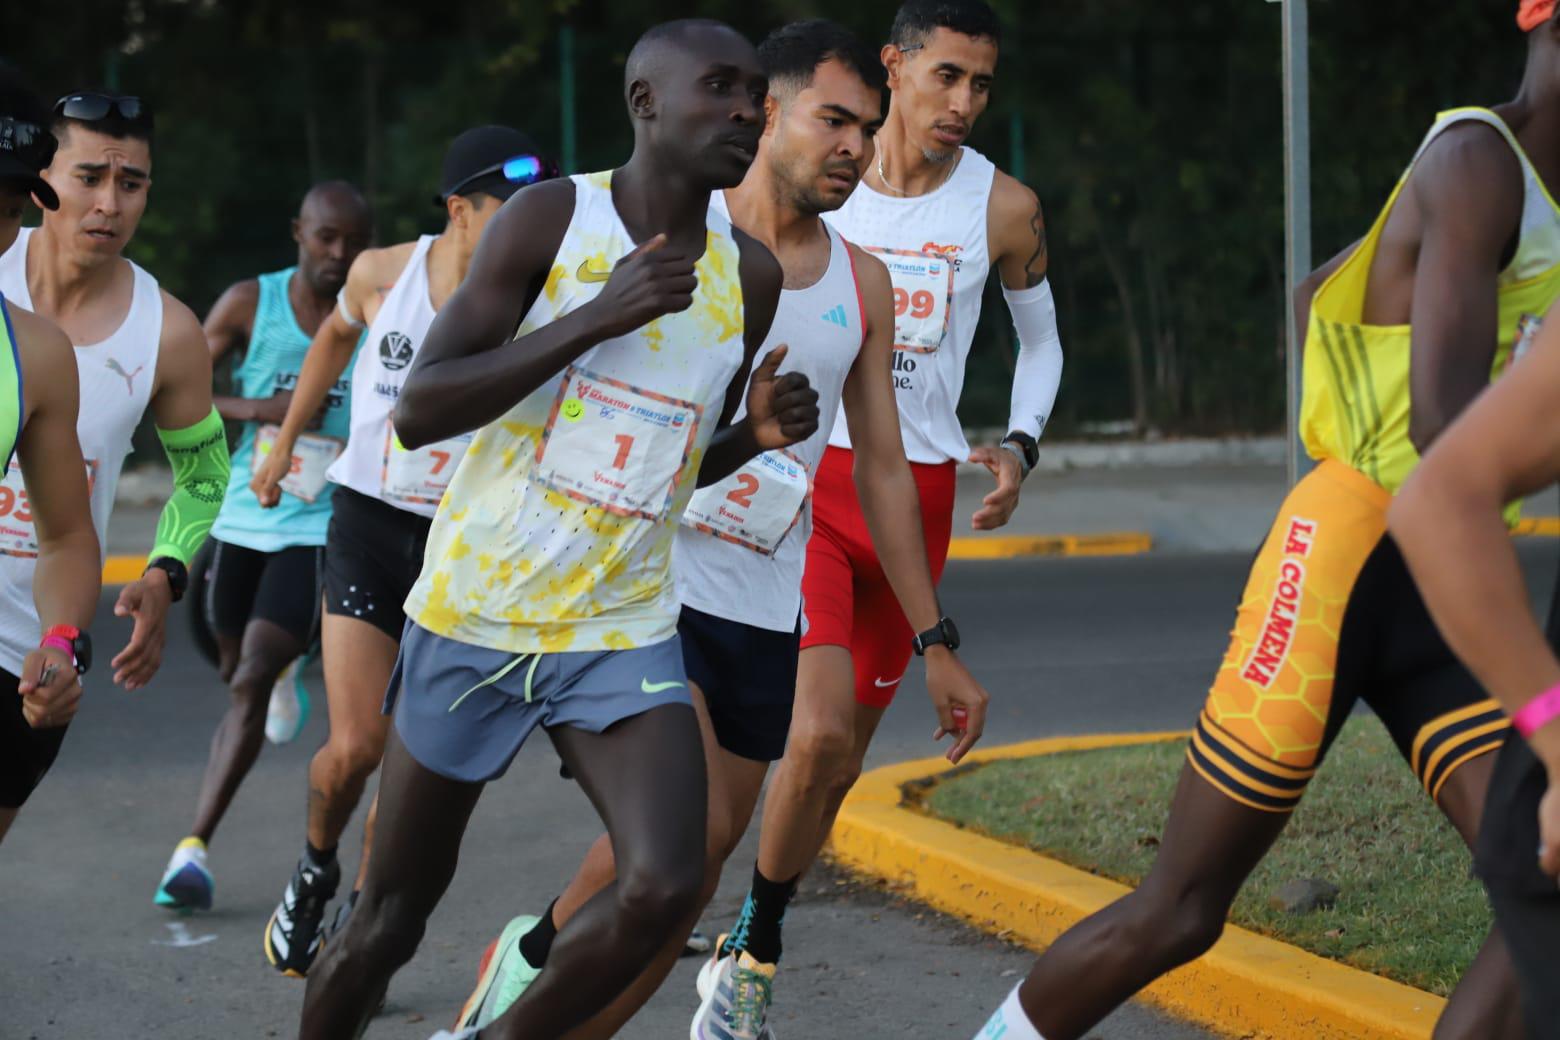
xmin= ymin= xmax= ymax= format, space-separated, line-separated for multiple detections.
xmin=1514 ymin=517 xmax=1560 ymax=537
xmin=830 ymin=733 xmax=1445 ymax=1040
xmin=947 ymin=531 xmax=1153 ymax=560
xmin=103 ymin=555 xmax=146 ymax=585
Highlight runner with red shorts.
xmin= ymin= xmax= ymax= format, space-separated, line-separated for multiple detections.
xmin=711 ymin=0 xmax=1064 ymax=989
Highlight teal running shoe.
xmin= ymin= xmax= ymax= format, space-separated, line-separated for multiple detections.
xmin=455 ymin=914 xmax=542 ymax=1029
xmin=265 ymin=655 xmax=312 ymax=745
xmin=154 ymin=837 xmax=214 ymax=911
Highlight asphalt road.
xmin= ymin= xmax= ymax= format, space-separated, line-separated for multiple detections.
xmin=5 ymin=542 xmax=1556 ymax=1040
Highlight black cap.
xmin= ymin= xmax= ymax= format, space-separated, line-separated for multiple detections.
xmin=434 ymin=125 xmax=547 ymax=206
xmin=0 ymin=65 xmax=59 ymax=211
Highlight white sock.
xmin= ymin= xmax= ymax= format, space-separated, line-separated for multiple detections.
xmin=973 ymin=983 xmax=1045 ymax=1040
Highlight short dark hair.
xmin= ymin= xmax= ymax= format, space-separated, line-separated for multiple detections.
xmin=758 ymin=20 xmax=887 ymax=98
xmin=51 ymin=89 xmax=154 ymax=150
xmin=889 ymin=0 xmax=1001 ymax=50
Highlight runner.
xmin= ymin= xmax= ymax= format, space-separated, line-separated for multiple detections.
xmin=0 ymin=89 xmax=229 ymax=836
xmin=250 ymin=126 xmax=553 ymax=976
xmin=706 ymin=0 xmax=1058 ymax=1007
xmin=152 ymin=181 xmax=371 ymax=911
xmin=293 ymin=19 xmax=817 ymax=1040
xmin=971 ymin=8 xmax=1560 ymax=1040
xmin=447 ymin=21 xmax=989 ymax=1040
xmin=0 ymin=65 xmax=103 ymax=845
xmin=1390 ymin=253 xmax=1560 ymax=1037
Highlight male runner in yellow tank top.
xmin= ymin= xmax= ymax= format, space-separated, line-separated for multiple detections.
xmin=973 ymin=6 xmax=1560 ymax=1040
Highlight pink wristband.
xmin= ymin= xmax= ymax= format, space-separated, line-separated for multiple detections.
xmin=1514 ymin=683 xmax=1560 ymax=738
xmin=40 ymin=635 xmax=73 ymax=658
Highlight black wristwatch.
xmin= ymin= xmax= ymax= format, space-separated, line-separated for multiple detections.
xmin=145 ymin=556 xmax=189 ymax=602
xmin=1000 ymin=431 xmax=1039 ymax=480
xmin=912 ymin=616 xmax=961 ymax=656
xmin=42 ymin=625 xmax=92 ymax=676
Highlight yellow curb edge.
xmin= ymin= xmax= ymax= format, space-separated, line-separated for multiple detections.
xmin=829 ymin=733 xmax=1445 ymax=1040
xmin=947 ymin=532 xmax=1153 ymax=560
xmin=103 ymin=555 xmax=146 ymax=585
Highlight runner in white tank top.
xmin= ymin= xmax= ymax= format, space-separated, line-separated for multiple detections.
xmin=0 ymin=101 xmax=228 ymax=831
xmin=436 ymin=24 xmax=992 ymax=1040
xmin=293 ymin=22 xmax=818 ymax=1039
xmin=251 ymin=127 xmax=560 ymax=979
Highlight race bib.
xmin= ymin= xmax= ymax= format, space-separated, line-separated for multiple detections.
xmin=253 ymin=425 xmax=343 ymax=504
xmin=382 ymin=426 xmax=473 ymax=507
xmin=682 ymin=449 xmax=809 ymax=556
xmin=866 ymin=246 xmax=955 ymax=354
xmin=532 ymin=366 xmax=702 ymax=521
xmin=0 ymin=458 xmax=99 ymax=558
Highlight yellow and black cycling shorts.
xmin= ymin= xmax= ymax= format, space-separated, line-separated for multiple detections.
xmin=1189 ymin=459 xmax=1508 ymax=813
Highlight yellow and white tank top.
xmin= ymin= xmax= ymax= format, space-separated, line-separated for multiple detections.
xmin=404 ymin=171 xmax=747 ymax=654
xmin=1301 ymin=108 xmax=1560 ymax=509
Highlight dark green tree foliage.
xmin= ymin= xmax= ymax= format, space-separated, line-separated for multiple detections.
xmin=0 ymin=0 xmax=1526 ymax=435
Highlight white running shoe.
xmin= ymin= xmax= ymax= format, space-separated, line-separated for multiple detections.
xmin=690 ymin=950 xmax=776 ymax=1040
xmin=264 ymin=657 xmax=311 ymax=745
xmin=426 ymin=1030 xmax=477 ymax=1040
xmin=154 ymin=837 xmax=214 ymax=911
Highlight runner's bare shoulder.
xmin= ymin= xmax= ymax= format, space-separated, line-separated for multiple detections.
xmin=6 ymin=303 xmax=77 ymax=419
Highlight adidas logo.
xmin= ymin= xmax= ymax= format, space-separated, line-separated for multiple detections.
xmin=821 ymin=304 xmax=849 ymax=328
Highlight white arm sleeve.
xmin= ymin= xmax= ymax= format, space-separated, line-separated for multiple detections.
xmin=336 ymin=288 xmax=367 ymax=330
xmin=1003 ymin=279 xmax=1063 ymax=440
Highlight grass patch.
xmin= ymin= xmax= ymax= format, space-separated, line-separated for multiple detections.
xmin=924 ymin=722 xmax=1490 ymax=996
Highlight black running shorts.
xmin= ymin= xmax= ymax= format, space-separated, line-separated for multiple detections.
xmin=323 ymin=485 xmax=433 ymax=641
xmin=204 ymin=539 xmax=323 ymax=643
xmin=0 ymin=667 xmax=67 ymax=809
xmin=678 ymin=605 xmax=800 ymax=763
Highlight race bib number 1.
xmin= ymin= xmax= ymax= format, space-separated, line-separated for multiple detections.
xmin=0 ymin=459 xmax=99 ymax=558
xmin=382 ymin=426 xmax=473 ymax=507
xmin=254 ymin=425 xmax=343 ymax=504
xmin=682 ymin=449 xmax=809 ymax=556
xmin=532 ymin=366 xmax=702 ymax=521
xmin=866 ymin=246 xmax=955 ymax=354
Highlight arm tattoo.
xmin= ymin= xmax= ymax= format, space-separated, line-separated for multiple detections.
xmin=1024 ymin=201 xmax=1049 ymax=289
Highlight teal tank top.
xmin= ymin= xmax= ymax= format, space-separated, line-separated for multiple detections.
xmin=0 ymin=294 xmax=24 ymax=478
xmin=211 ymin=267 xmax=355 ymax=551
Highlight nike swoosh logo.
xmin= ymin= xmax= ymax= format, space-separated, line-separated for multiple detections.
xmin=873 ymin=675 xmax=904 ymax=688
xmin=642 ymin=678 xmax=685 ymax=694
xmin=577 ymin=260 xmax=612 ymax=283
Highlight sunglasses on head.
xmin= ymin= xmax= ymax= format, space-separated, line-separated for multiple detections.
xmin=0 ymin=117 xmax=56 ymax=170
xmin=449 ymin=154 xmax=558 ymax=198
xmin=54 ymin=93 xmax=153 ymax=129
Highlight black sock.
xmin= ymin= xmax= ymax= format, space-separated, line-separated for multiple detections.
xmin=304 ymin=840 xmax=337 ymax=869
xmin=740 ymin=866 xmax=798 ymax=965
xmin=519 ymin=898 xmax=559 ymax=970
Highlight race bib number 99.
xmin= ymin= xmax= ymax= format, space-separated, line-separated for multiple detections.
xmin=682 ymin=449 xmax=809 ymax=556
xmin=382 ymin=426 xmax=473 ymax=507
xmin=533 ymin=366 xmax=702 ymax=521
xmin=0 ymin=459 xmax=99 ymax=558
xmin=254 ymin=425 xmax=343 ymax=504
xmin=867 ymin=246 xmax=955 ymax=354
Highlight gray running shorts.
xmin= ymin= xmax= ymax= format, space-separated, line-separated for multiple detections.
xmin=385 ymin=621 xmax=692 ymax=783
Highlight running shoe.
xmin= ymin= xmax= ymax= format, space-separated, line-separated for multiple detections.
xmin=684 ymin=928 xmax=713 ymax=957
xmin=695 ymin=933 xmax=733 ymax=1002
xmin=325 ymin=888 xmax=359 ymax=943
xmin=153 ymin=837 xmax=214 ymax=911
xmin=690 ymin=950 xmax=776 ymax=1040
xmin=264 ymin=656 xmax=312 ymax=745
xmin=263 ymin=854 xmax=340 ymax=977
xmin=426 ymin=1030 xmax=477 ymax=1040
xmin=455 ymin=914 xmax=542 ymax=1029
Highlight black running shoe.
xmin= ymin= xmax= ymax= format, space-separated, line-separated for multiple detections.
xmin=264 ymin=855 xmax=341 ymax=977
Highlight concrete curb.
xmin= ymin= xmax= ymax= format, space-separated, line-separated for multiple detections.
xmin=947 ymin=532 xmax=1153 ymax=559
xmin=829 ymin=734 xmax=1446 ymax=1040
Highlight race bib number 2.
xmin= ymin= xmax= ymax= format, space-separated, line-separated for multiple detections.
xmin=682 ymin=449 xmax=809 ymax=556
xmin=0 ymin=459 xmax=99 ymax=558
xmin=382 ymin=427 xmax=473 ymax=507
xmin=254 ymin=425 xmax=343 ymax=504
xmin=866 ymin=246 xmax=955 ymax=354
xmin=532 ymin=366 xmax=702 ymax=521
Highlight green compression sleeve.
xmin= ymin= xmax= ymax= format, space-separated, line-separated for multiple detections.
xmin=150 ymin=407 xmax=230 ymax=565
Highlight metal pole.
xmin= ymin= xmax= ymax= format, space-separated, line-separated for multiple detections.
xmin=560 ymin=26 xmax=578 ymax=174
xmin=1009 ymin=110 xmax=1026 ymax=185
xmin=1282 ymin=0 xmax=1312 ymax=487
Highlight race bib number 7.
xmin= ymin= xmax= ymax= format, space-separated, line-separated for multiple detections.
xmin=0 ymin=458 xmax=99 ymax=558
xmin=866 ymin=246 xmax=955 ymax=354
xmin=532 ymin=366 xmax=702 ymax=521
xmin=682 ymin=449 xmax=809 ymax=556
xmin=382 ymin=426 xmax=473 ymax=507
xmin=254 ymin=425 xmax=343 ymax=504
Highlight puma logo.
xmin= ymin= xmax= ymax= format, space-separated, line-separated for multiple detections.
xmin=105 ymin=357 xmax=144 ymax=396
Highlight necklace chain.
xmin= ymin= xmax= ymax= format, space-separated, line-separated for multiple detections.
xmin=876 ymin=148 xmax=959 ymax=197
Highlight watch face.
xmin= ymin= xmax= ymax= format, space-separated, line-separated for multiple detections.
xmin=74 ymin=631 xmax=93 ymax=674
xmin=942 ymin=616 xmax=961 ymax=650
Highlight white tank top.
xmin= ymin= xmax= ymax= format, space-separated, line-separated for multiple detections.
xmin=0 ymin=226 xmax=162 ymax=672
xmin=327 ymin=234 xmax=469 ymax=518
xmin=823 ymin=146 xmax=995 ymax=464
xmin=404 ymin=171 xmax=748 ymax=654
xmin=676 ymin=196 xmax=865 ymax=632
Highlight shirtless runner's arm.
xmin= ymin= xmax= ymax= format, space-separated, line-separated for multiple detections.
xmin=10 ymin=309 xmax=98 ymax=729
xmin=842 ymin=249 xmax=989 ymax=761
